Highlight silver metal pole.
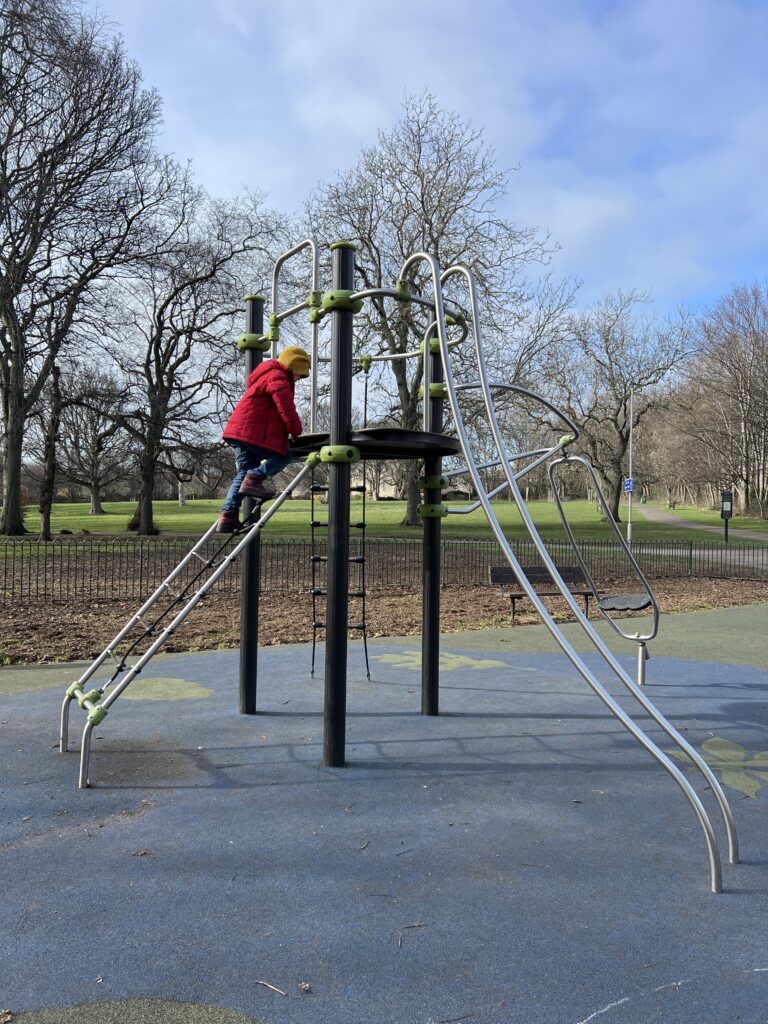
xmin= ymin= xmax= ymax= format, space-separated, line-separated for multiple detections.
xmin=76 ymin=465 xmax=314 ymax=787
xmin=627 ymin=388 xmax=634 ymax=548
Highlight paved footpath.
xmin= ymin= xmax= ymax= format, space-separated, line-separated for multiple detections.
xmin=2 ymin=605 xmax=767 ymax=1024
xmin=636 ymin=502 xmax=768 ymax=541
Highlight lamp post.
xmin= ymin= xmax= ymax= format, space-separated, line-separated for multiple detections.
xmin=626 ymin=388 xmax=634 ymax=548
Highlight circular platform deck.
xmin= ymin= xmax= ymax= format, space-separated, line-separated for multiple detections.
xmin=290 ymin=427 xmax=462 ymax=461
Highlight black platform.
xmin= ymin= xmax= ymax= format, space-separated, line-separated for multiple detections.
xmin=289 ymin=427 xmax=462 ymax=461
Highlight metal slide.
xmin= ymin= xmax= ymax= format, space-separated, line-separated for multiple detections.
xmin=410 ymin=252 xmax=738 ymax=892
xmin=60 ymin=462 xmax=314 ymax=788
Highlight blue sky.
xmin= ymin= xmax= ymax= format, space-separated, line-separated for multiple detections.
xmin=92 ymin=0 xmax=767 ymax=312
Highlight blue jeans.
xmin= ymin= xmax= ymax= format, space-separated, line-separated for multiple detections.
xmin=221 ymin=440 xmax=292 ymax=512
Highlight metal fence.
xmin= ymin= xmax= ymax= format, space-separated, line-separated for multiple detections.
xmin=0 ymin=536 xmax=766 ymax=605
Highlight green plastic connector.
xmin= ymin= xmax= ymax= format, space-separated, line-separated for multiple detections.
xmin=359 ymin=355 xmax=373 ymax=372
xmin=65 ymin=681 xmax=82 ymax=700
xmin=77 ymin=688 xmax=101 ymax=709
xmin=319 ymin=445 xmax=361 ymax=464
xmin=306 ymin=290 xmax=322 ymax=309
xmin=268 ymin=312 xmax=279 ymax=328
xmin=321 ymin=290 xmax=363 ymax=314
xmin=306 ymin=451 xmax=321 ymax=468
xmin=329 ymin=241 xmax=356 ymax=251
xmin=418 ymin=382 xmax=448 ymax=399
xmin=559 ymin=433 xmax=576 ymax=448
xmin=243 ymin=294 xmax=265 ymax=303
xmin=308 ymin=306 xmax=324 ymax=324
xmin=418 ymin=503 xmax=448 ymax=518
xmin=418 ymin=474 xmax=449 ymax=490
xmin=237 ymin=333 xmax=271 ymax=352
xmin=419 ymin=337 xmax=441 ymax=354
xmin=394 ymin=279 xmax=411 ymax=303
xmin=87 ymin=705 xmax=108 ymax=726
xmin=266 ymin=325 xmax=280 ymax=343
xmin=445 ymin=312 xmax=466 ymax=328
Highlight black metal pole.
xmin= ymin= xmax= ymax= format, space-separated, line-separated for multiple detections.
xmin=239 ymin=294 xmax=265 ymax=715
xmin=724 ymin=518 xmax=729 ymax=544
xmin=421 ymin=332 xmax=443 ymax=715
xmin=323 ymin=243 xmax=355 ymax=766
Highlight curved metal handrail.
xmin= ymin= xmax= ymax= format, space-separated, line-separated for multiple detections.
xmin=436 ymin=261 xmax=737 ymax=888
xmin=548 ymin=454 xmax=659 ymax=642
xmin=455 ymin=381 xmax=580 ymax=440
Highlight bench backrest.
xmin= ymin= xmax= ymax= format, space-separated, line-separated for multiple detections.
xmin=489 ymin=564 xmax=590 ymax=590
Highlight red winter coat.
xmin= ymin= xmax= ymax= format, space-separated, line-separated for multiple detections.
xmin=223 ymin=360 xmax=303 ymax=456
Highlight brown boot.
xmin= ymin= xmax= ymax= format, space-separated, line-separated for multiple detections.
xmin=216 ymin=510 xmax=240 ymax=533
xmin=238 ymin=472 xmax=276 ymax=499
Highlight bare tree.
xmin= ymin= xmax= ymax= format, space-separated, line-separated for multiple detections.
xmin=307 ymin=92 xmax=559 ymax=524
xmin=545 ymin=291 xmax=692 ymax=519
xmin=684 ymin=283 xmax=768 ymax=516
xmin=0 ymin=0 xmax=186 ymax=533
xmin=105 ymin=191 xmax=285 ymax=534
xmin=56 ymin=368 xmax=135 ymax=514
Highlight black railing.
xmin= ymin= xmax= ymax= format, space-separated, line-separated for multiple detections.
xmin=0 ymin=536 xmax=766 ymax=605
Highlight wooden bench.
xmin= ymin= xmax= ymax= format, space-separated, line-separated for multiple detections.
xmin=489 ymin=564 xmax=596 ymax=623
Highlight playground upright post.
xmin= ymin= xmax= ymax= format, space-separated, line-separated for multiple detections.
xmin=323 ymin=243 xmax=355 ymax=766
xmin=239 ymin=294 xmax=266 ymax=715
xmin=421 ymin=330 xmax=444 ymax=715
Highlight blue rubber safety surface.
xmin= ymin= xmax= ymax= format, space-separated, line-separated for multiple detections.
xmin=2 ymin=628 xmax=767 ymax=1024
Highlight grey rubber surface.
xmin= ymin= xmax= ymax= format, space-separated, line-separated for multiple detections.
xmin=2 ymin=607 xmax=767 ymax=1023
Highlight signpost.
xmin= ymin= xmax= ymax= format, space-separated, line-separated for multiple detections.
xmin=721 ymin=488 xmax=733 ymax=544
xmin=624 ymin=475 xmax=635 ymax=546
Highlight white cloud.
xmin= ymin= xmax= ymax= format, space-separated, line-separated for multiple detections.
xmin=90 ymin=0 xmax=768 ymax=312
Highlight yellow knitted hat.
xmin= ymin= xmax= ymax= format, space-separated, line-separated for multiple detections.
xmin=277 ymin=345 xmax=311 ymax=378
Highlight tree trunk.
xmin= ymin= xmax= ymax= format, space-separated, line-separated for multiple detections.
xmin=39 ymin=367 xmax=62 ymax=542
xmin=89 ymin=482 xmax=104 ymax=515
xmin=1 ymin=402 xmax=27 ymax=535
xmin=137 ymin=450 xmax=158 ymax=534
xmin=127 ymin=447 xmax=158 ymax=534
xmin=403 ymin=469 xmax=420 ymax=527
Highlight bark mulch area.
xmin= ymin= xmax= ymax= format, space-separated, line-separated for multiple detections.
xmin=1 ymin=577 xmax=767 ymax=666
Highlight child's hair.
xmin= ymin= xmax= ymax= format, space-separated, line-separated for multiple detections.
xmin=278 ymin=346 xmax=311 ymax=378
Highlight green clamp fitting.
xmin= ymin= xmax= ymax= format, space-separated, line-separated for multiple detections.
xmin=266 ymin=325 xmax=280 ymax=343
xmin=319 ymin=445 xmax=361 ymax=464
xmin=559 ymin=433 xmax=576 ymax=448
xmin=321 ymin=290 xmax=363 ymax=314
xmin=419 ymin=337 xmax=441 ymax=354
xmin=445 ymin=312 xmax=466 ymax=328
xmin=306 ymin=290 xmax=322 ymax=309
xmin=237 ymin=333 xmax=271 ymax=352
xmin=418 ymin=474 xmax=449 ymax=490
xmin=418 ymin=382 xmax=448 ymax=399
xmin=65 ymin=681 xmax=82 ymax=700
xmin=306 ymin=451 xmax=321 ymax=469
xmin=268 ymin=312 xmax=279 ymax=328
xmin=359 ymin=354 xmax=373 ymax=372
xmin=394 ymin=279 xmax=411 ymax=303
xmin=308 ymin=306 xmax=325 ymax=324
xmin=87 ymin=705 xmax=108 ymax=726
xmin=77 ymin=688 xmax=101 ymax=709
xmin=418 ymin=503 xmax=448 ymax=518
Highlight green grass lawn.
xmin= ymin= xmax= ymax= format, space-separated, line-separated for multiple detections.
xmin=15 ymin=497 xmax=767 ymax=543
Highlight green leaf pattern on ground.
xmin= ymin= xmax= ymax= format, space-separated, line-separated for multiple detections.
xmin=120 ymin=677 xmax=212 ymax=701
xmin=373 ymin=650 xmax=507 ymax=671
xmin=667 ymin=737 xmax=768 ymax=798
